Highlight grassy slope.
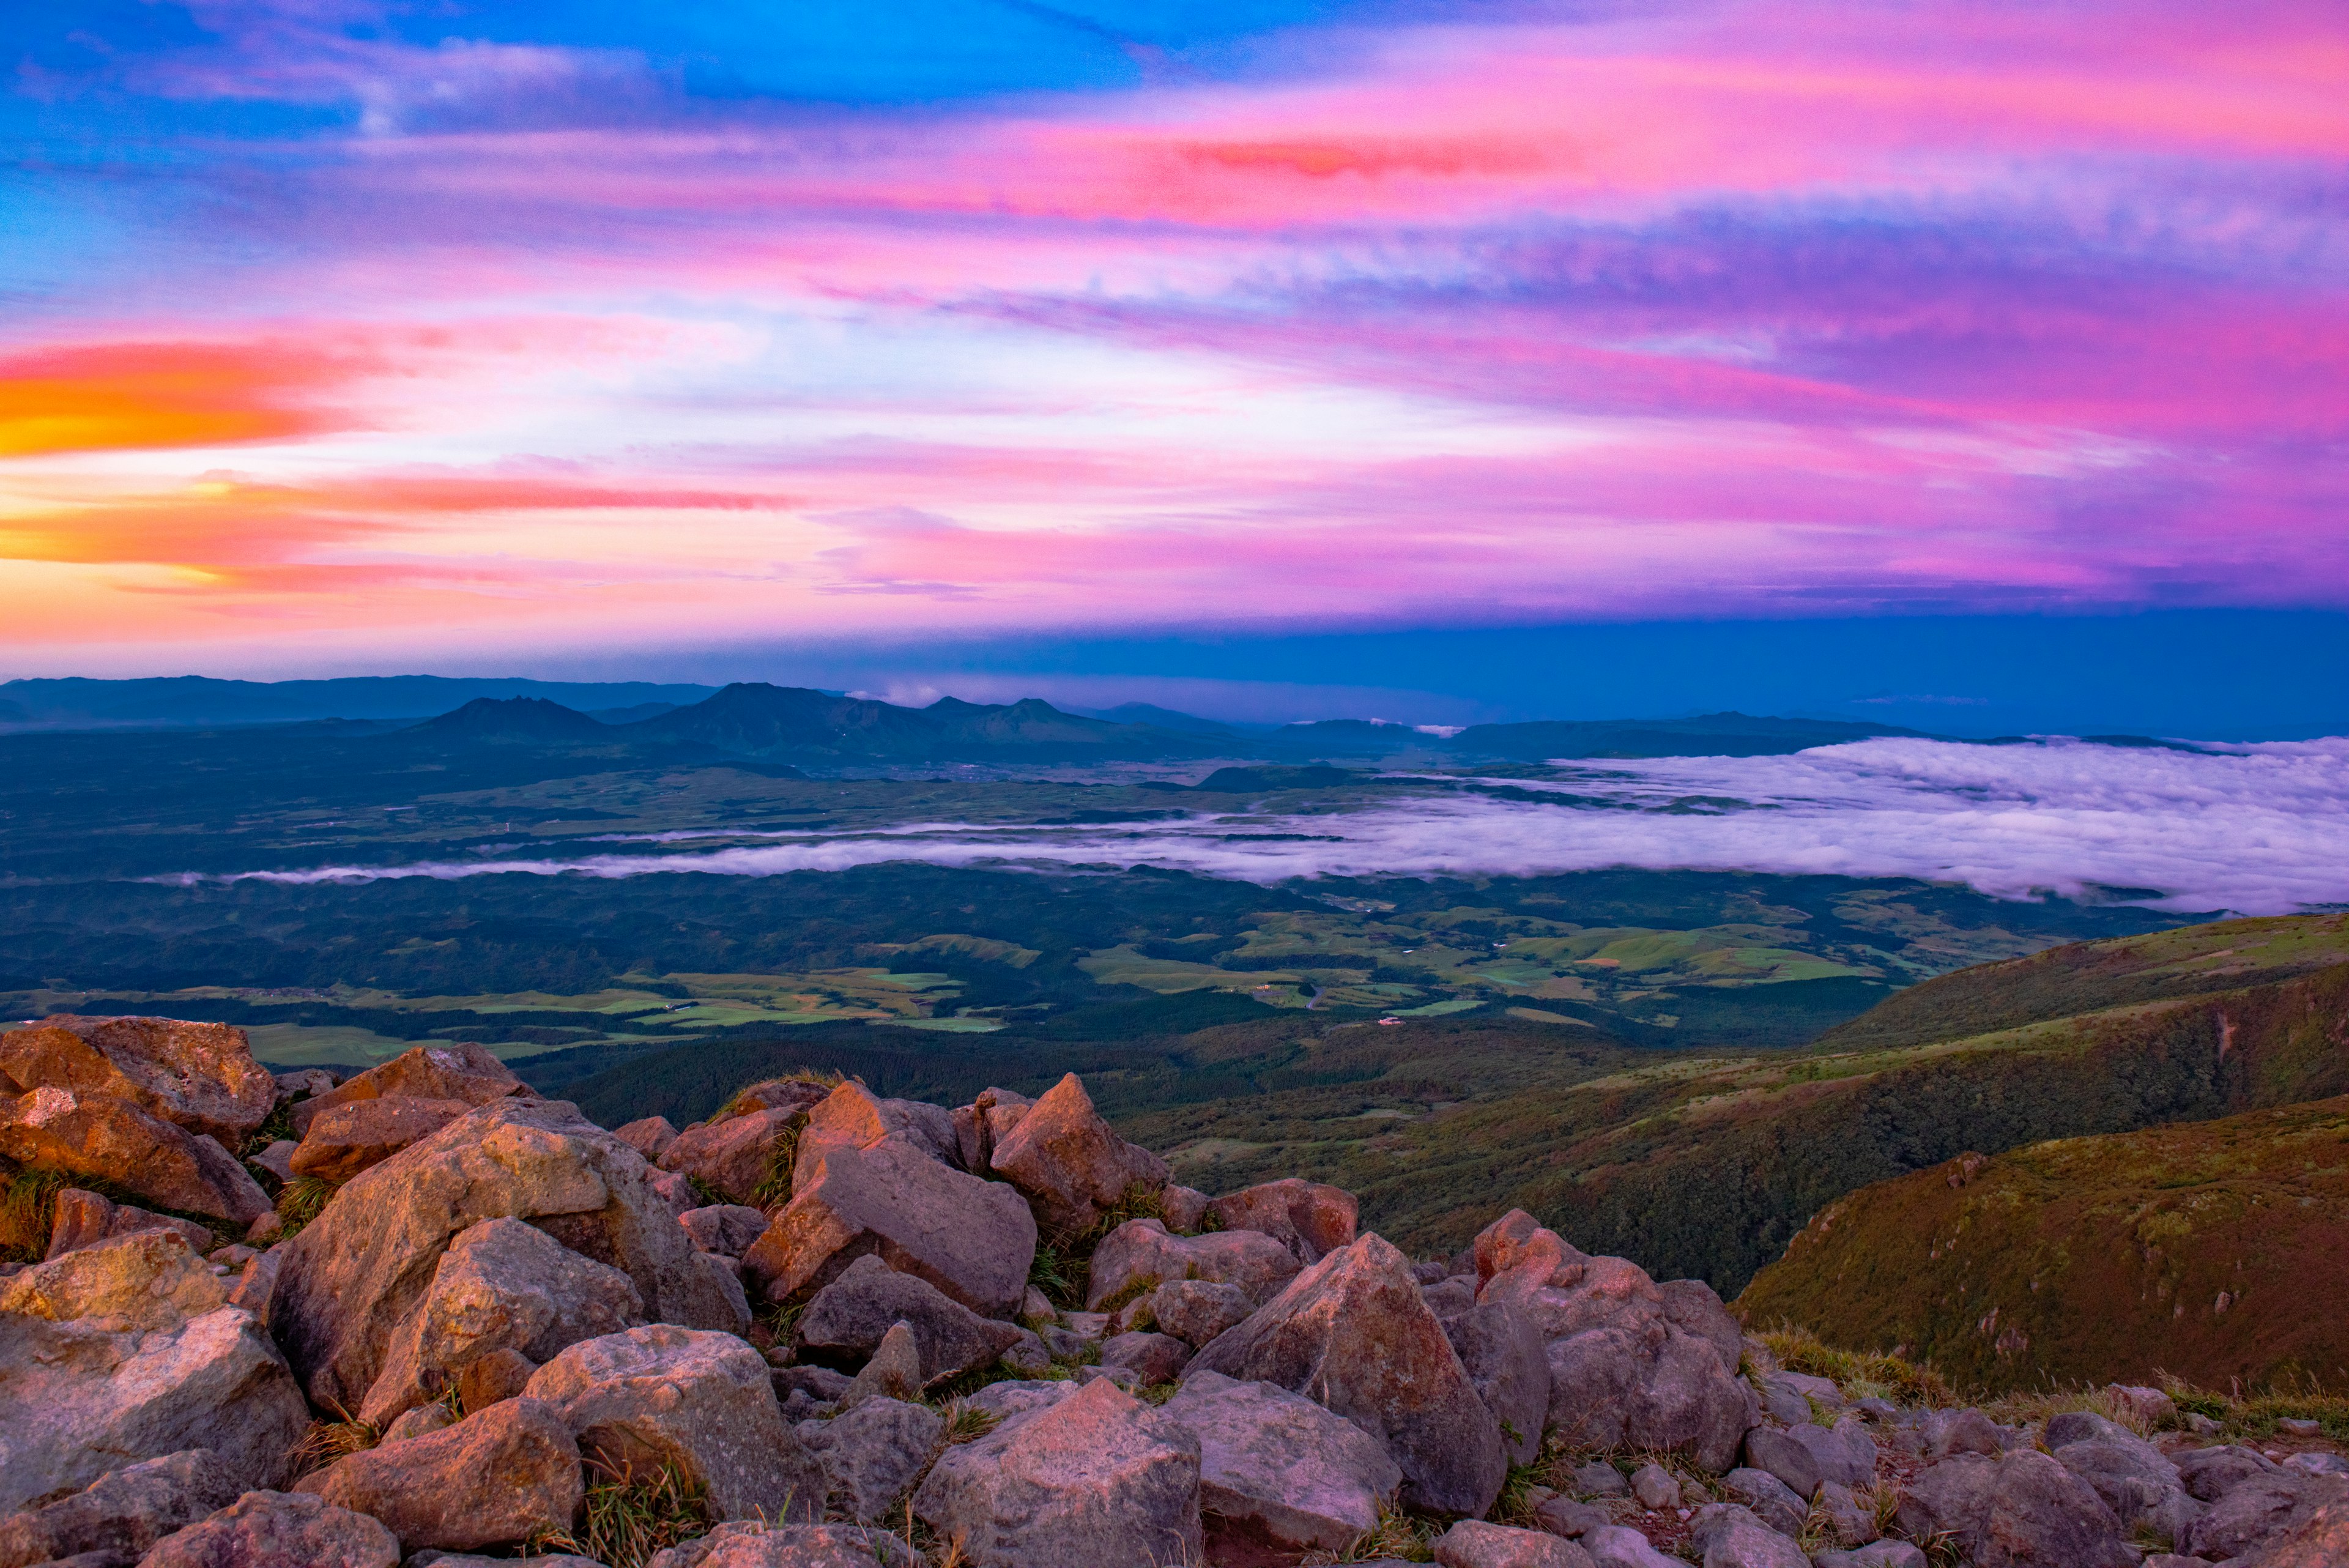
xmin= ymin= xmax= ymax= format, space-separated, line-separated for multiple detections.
xmin=1735 ymin=1095 xmax=2349 ymax=1394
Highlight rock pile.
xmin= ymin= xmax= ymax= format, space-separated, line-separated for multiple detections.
xmin=4 ymin=1024 xmax=2345 ymax=1568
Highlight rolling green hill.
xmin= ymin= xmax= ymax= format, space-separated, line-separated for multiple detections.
xmin=1735 ymin=1096 xmax=2349 ymax=1394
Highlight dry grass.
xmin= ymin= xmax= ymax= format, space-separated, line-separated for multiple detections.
xmin=532 ymin=1458 xmax=711 ymax=1568
xmin=275 ymin=1176 xmax=338 ymax=1237
xmin=1299 ymin=1500 xmax=1437 ymax=1564
xmin=285 ymin=1402 xmax=379 ymax=1479
xmin=0 ymin=1165 xmax=70 ymax=1264
xmin=940 ymin=1402 xmax=1000 ymax=1444
xmin=1756 ymin=1323 xmax=1955 ymax=1408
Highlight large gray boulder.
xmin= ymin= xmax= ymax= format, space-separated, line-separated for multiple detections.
xmin=1184 ymin=1231 xmax=1506 ymax=1517
xmin=0 ymin=1285 xmax=307 ymax=1515
xmin=295 ymin=1396 xmax=582 ymax=1554
xmin=661 ymin=1107 xmax=808 ymax=1206
xmin=1160 ymin=1370 xmax=1402 ymax=1550
xmin=524 ymin=1325 xmax=825 ymax=1524
xmin=2048 ymin=1414 xmax=2190 ymax=1533
xmin=1436 ymin=1295 xmax=1549 ymax=1467
xmin=1894 ymin=1449 xmax=2134 ymax=1568
xmin=913 ymin=1376 xmax=1201 ymax=1568
xmin=139 ymin=1490 xmax=401 ymax=1568
xmin=360 ymin=1216 xmax=646 ymax=1427
xmin=289 ymin=1042 xmax=527 ymax=1138
xmin=793 ymin=1254 xmax=1022 ymax=1385
xmin=645 ymin=1519 xmax=920 ymax=1568
xmin=0 ymin=1448 xmax=239 ymax=1568
xmin=0 ymin=1228 xmax=224 ymax=1332
xmin=792 ymin=1082 xmax=960 ymax=1190
xmin=1205 ymin=1178 xmax=1359 ymax=1265
xmin=683 ymin=1205 xmax=772 ymax=1258
xmin=1475 ymin=1211 xmax=1753 ymax=1473
xmin=1718 ymin=1468 xmax=1808 ymax=1536
xmin=1744 ymin=1419 xmax=1875 ymax=1498
xmin=796 ymin=1396 xmax=944 ymax=1523
xmin=1084 ymin=1219 xmax=1301 ymax=1312
xmin=2181 ymin=1472 xmax=2342 ymax=1562
xmin=269 ymin=1098 xmax=739 ymax=1413
xmin=0 ymin=1085 xmax=272 ymax=1224
xmin=987 ymin=1073 xmax=1169 ymax=1238
xmin=743 ymin=1135 xmax=1034 ymax=1320
xmin=2177 ymin=1443 xmax=2280 ymax=1500
xmin=0 ymin=1015 xmax=276 ymax=1145
xmin=1152 ymin=1279 xmax=1254 ymax=1347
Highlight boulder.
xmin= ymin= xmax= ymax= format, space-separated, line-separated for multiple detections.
xmin=0 ymin=1449 xmax=239 ymax=1568
xmin=1578 ymin=1525 xmax=1687 ymax=1568
xmin=1532 ymin=1495 xmax=1613 ymax=1537
xmin=612 ymin=1116 xmax=680 ymax=1161
xmin=1474 ymin=1211 xmax=1751 ymax=1473
xmin=1811 ymin=1545 xmax=1927 ymax=1568
xmin=1084 ymin=1219 xmax=1301 ymax=1312
xmin=695 ymin=1251 xmax=754 ymax=1336
xmin=0 ymin=1302 xmax=308 ymax=1514
xmin=912 ymin=1376 xmax=1202 ymax=1568
xmin=1745 ymin=1419 xmax=1874 ymax=1498
xmin=1923 ymin=1408 xmax=2005 ymax=1460
xmin=2181 ymin=1473 xmax=2339 ymax=1562
xmin=289 ymin=1042 xmax=527 ymax=1138
xmin=0 ymin=1016 xmax=274 ymax=1145
xmin=2050 ymin=1421 xmax=2187 ymax=1530
xmin=1 ymin=1229 xmax=225 ymax=1332
xmin=2177 ymin=1444 xmax=2280 ymax=1500
xmin=1438 ymin=1296 xmax=1549 ymax=1468
xmin=660 ymin=1107 xmax=805 ymax=1207
xmin=792 ymin=1083 xmax=960 ymax=1191
xmin=650 ymin=1170 xmax=697 ymax=1217
xmin=1205 ymin=1178 xmax=1359 ymax=1265
xmin=951 ymin=1087 xmax=1034 ymax=1175
xmin=1814 ymin=1480 xmax=1878 ymax=1548
xmin=1687 ymin=1504 xmax=1808 ymax=1568
xmin=272 ymin=1068 xmax=336 ymax=1099
xmin=43 ymin=1187 xmax=213 ymax=1260
xmin=741 ymin=1135 xmax=1034 ymax=1320
xmin=0 ymin=1087 xmax=270 ymax=1224
xmin=1152 ymin=1279 xmax=1253 ymax=1347
xmin=269 ymin=1099 xmax=739 ymax=1414
xmin=1629 ymin=1464 xmax=1679 ymax=1511
xmin=987 ymin=1074 xmax=1170 ymax=1238
xmin=1434 ymin=1520 xmax=1595 ymax=1568
xmin=289 ymin=1097 xmax=472 ymax=1184
xmin=797 ymin=1396 xmax=943 ymax=1522
xmin=1184 ymin=1231 xmax=1507 ymax=1517
xmin=358 ymin=1215 xmax=647 ymax=1426
xmin=457 ymin=1346 xmax=539 ymax=1411
xmin=1718 ymin=1468 xmax=1807 ymax=1537
xmin=296 ymin=1397 xmax=582 ymax=1553
xmin=1574 ymin=1462 xmax=1628 ymax=1498
xmin=138 ymin=1490 xmax=401 ymax=1568
xmin=682 ymin=1205 xmax=771 ymax=1258
xmin=1161 ymin=1184 xmax=1211 ymax=1235
xmin=644 ymin=1519 xmax=919 ymax=1568
xmin=1159 ymin=1370 xmax=1402 ymax=1550
xmin=524 ymin=1325 xmax=825 ymax=1524
xmin=721 ymin=1079 xmax=841 ymax=1121
xmin=792 ymin=1254 xmax=1023 ymax=1385
xmin=1894 ymin=1449 xmax=2134 ymax=1568
xmin=2245 ymin=1493 xmax=2349 ymax=1567
xmin=383 ymin=1402 xmax=456 ymax=1444
xmin=839 ymin=1321 xmax=926 ymax=1408
xmin=2104 ymin=1384 xmax=2176 ymax=1429
xmin=250 ymin=1139 xmax=299 ymax=1183
xmin=1100 ymin=1330 xmax=1190 ymax=1384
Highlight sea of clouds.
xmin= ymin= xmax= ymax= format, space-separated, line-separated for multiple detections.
xmin=222 ymin=737 xmax=2349 ymax=915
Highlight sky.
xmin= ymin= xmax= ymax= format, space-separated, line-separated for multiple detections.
xmin=2 ymin=1 xmax=2345 ymax=724
xmin=211 ymin=736 xmax=2349 ymax=915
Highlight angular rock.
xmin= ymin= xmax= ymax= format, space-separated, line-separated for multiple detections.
xmin=1923 ymin=1408 xmax=2005 ymax=1460
xmin=1184 ymin=1231 xmax=1506 ymax=1517
xmin=2245 ymin=1493 xmax=2349 ymax=1567
xmin=644 ymin=1519 xmax=919 ymax=1568
xmin=289 ymin=1096 xmax=472 ymax=1184
xmin=1687 ymin=1504 xmax=1808 ymax=1568
xmin=1719 ymin=1468 xmax=1808 ymax=1537
xmin=43 ymin=1187 xmax=213 ymax=1261
xmin=1812 ymin=1545 xmax=1927 ymax=1568
xmin=1579 ymin=1525 xmax=1687 ymax=1568
xmin=1206 ymin=1178 xmax=1359 ymax=1265
xmin=2104 ymin=1384 xmax=2176 ymax=1429
xmin=1815 ymin=1480 xmax=1878 ymax=1547
xmin=0 ymin=1016 xmax=275 ymax=1145
xmin=1532 ymin=1495 xmax=1613 ymax=1537
xmin=1475 ymin=1211 xmax=1751 ymax=1473
xmin=613 ymin=1116 xmax=680 ymax=1162
xmin=1161 ymin=1183 xmax=1211 ymax=1235
xmin=0 ymin=1449 xmax=239 ymax=1568
xmin=798 ymin=1396 xmax=943 ymax=1522
xmin=0 ymin=1087 xmax=270 ymax=1224
xmin=525 ymin=1325 xmax=825 ymax=1523
xmin=951 ymin=1087 xmax=1034 ymax=1175
xmin=696 ymin=1251 xmax=754 ymax=1336
xmin=2181 ymin=1473 xmax=2337 ymax=1562
xmin=138 ymin=1490 xmax=400 ymax=1568
xmin=1746 ymin=1419 xmax=1874 ymax=1498
xmin=360 ymin=1215 xmax=647 ymax=1427
xmin=1441 ymin=1296 xmax=1549 ymax=1468
xmin=2177 ymin=1443 xmax=2279 ymax=1500
xmin=987 ymin=1074 xmax=1170 ymax=1238
xmin=683 ymin=1205 xmax=771 ymax=1257
xmin=793 ymin=1254 xmax=1023 ymax=1384
xmin=913 ymin=1376 xmax=1201 ymax=1568
xmin=1434 ymin=1519 xmax=1595 ymax=1568
xmin=0 ymin=1302 xmax=308 ymax=1515
xmin=840 ymin=1321 xmax=925 ymax=1408
xmin=1152 ymin=1279 xmax=1253 ymax=1347
xmin=650 ymin=1170 xmax=697 ymax=1218
xmin=1 ymin=1229 xmax=225 ymax=1332
xmin=225 ymin=1247 xmax=281 ymax=1320
xmin=270 ymin=1099 xmax=737 ymax=1414
xmin=792 ymin=1083 xmax=960 ymax=1191
xmin=1629 ymin=1463 xmax=1679 ymax=1512
xmin=273 ymin=1068 xmax=336 ymax=1099
xmin=457 ymin=1346 xmax=538 ymax=1411
xmin=1423 ymin=1276 xmax=1479 ymax=1318
xmin=660 ymin=1108 xmax=804 ymax=1207
xmin=741 ymin=1135 xmax=1034 ymax=1320
xmin=1100 ymin=1330 xmax=1190 ymax=1384
xmin=297 ymin=1397 xmax=582 ymax=1553
xmin=1084 ymin=1219 xmax=1301 ymax=1312
xmin=289 ymin=1042 xmax=527 ymax=1138
xmin=1160 ymin=1370 xmax=1402 ymax=1551
xmin=2051 ymin=1421 xmax=2186 ymax=1530
xmin=1894 ymin=1449 xmax=2133 ymax=1568
xmin=1658 ymin=1277 xmax=1746 ymax=1381
xmin=382 ymin=1402 xmax=456 ymax=1444
xmin=1575 ymin=1462 xmax=1629 ymax=1498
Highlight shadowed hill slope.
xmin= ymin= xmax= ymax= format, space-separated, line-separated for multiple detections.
xmin=1735 ymin=1096 xmax=2349 ymax=1394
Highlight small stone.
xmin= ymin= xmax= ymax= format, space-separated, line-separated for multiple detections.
xmin=1532 ymin=1496 xmax=1613 ymax=1537
xmin=1629 ymin=1463 xmax=1679 ymax=1510
xmin=380 ymin=1402 xmax=456 ymax=1444
xmin=2277 ymin=1417 xmax=2321 ymax=1438
xmin=1575 ymin=1462 xmax=1629 ymax=1498
xmin=1433 ymin=1518 xmax=1595 ymax=1568
xmin=1687 ymin=1503 xmax=1809 ymax=1568
xmin=1100 ymin=1329 xmax=1190 ymax=1384
xmin=840 ymin=1321 xmax=924 ymax=1407
xmin=1578 ymin=1524 xmax=1686 ymax=1567
xmin=681 ymin=1204 xmax=771 ymax=1257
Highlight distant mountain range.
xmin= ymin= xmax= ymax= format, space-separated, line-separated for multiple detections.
xmin=0 ymin=675 xmax=1937 ymax=765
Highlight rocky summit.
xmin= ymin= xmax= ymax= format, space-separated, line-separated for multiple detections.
xmin=4 ymin=1024 xmax=2345 ymax=1568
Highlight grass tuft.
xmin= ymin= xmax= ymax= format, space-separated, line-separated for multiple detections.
xmin=532 ymin=1457 xmax=711 ymax=1568
xmin=1300 ymin=1500 xmax=1437 ymax=1564
xmin=941 ymin=1402 xmax=1001 ymax=1444
xmin=750 ymin=1127 xmax=800 ymax=1213
xmin=0 ymin=1165 xmax=71 ymax=1264
xmin=275 ymin=1176 xmax=338 ymax=1238
xmin=286 ymin=1402 xmax=379 ymax=1479
xmin=1757 ymin=1323 xmax=1954 ymax=1408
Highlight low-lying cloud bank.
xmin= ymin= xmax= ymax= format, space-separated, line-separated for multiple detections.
xmin=214 ymin=738 xmax=2349 ymax=915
